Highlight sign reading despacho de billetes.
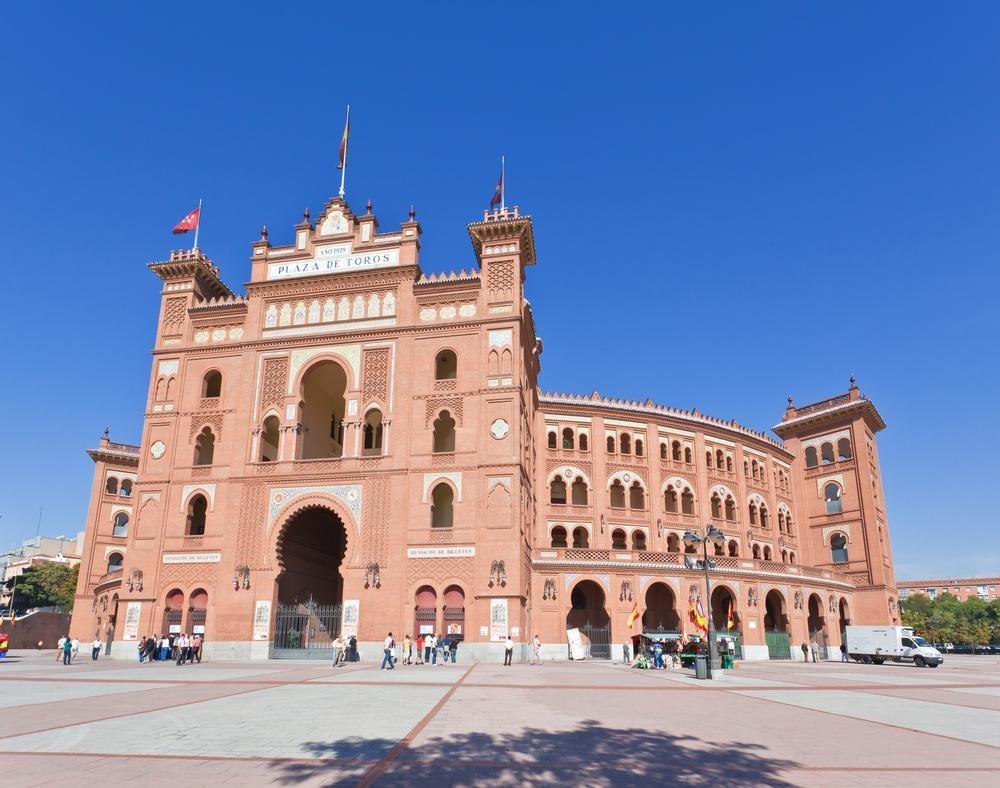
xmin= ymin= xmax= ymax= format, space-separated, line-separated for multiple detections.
xmin=267 ymin=243 xmax=399 ymax=280
xmin=407 ymin=546 xmax=476 ymax=559
xmin=162 ymin=552 xmax=222 ymax=564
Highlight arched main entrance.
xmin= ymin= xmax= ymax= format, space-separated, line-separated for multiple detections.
xmin=273 ymin=505 xmax=348 ymax=656
xmin=642 ymin=582 xmax=680 ymax=635
xmin=711 ymin=586 xmax=741 ymax=657
xmin=566 ymin=580 xmax=611 ymax=659
xmin=839 ymin=598 xmax=851 ymax=644
xmin=763 ymin=590 xmax=791 ymax=660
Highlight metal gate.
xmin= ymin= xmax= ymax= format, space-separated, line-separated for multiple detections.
xmin=765 ymin=631 xmax=791 ymax=660
xmin=272 ymin=597 xmax=341 ymax=658
xmin=576 ymin=622 xmax=612 ymax=660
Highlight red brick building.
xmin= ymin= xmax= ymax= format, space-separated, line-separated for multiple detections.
xmin=70 ymin=196 xmax=900 ymax=661
xmin=899 ymin=577 xmax=1000 ymax=603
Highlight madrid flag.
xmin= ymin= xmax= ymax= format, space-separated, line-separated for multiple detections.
xmin=172 ymin=206 xmax=201 ymax=235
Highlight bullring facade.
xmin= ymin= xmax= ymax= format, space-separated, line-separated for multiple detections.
xmin=71 ymin=195 xmax=899 ymax=661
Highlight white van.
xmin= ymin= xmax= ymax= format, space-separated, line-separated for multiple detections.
xmin=845 ymin=626 xmax=943 ymax=668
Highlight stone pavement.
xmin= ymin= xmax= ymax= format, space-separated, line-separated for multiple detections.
xmin=1 ymin=650 xmax=999 ymax=786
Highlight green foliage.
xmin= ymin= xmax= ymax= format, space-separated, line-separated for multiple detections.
xmin=3 ymin=562 xmax=79 ymax=612
xmin=902 ymin=592 xmax=1000 ymax=644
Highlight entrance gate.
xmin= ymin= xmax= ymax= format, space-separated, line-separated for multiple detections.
xmin=765 ymin=631 xmax=791 ymax=659
xmin=576 ymin=622 xmax=611 ymax=660
xmin=272 ymin=596 xmax=342 ymax=658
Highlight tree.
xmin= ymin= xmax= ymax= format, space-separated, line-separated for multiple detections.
xmin=901 ymin=591 xmax=1000 ymax=645
xmin=3 ymin=561 xmax=78 ymax=612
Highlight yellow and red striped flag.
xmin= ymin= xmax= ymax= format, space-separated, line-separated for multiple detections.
xmin=626 ymin=602 xmax=640 ymax=628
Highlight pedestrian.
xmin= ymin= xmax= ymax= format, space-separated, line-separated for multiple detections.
xmin=428 ymin=633 xmax=438 ymax=665
xmin=415 ymin=634 xmax=424 ymax=665
xmin=144 ymin=635 xmax=157 ymax=663
xmin=91 ymin=637 xmax=102 ymax=660
xmin=531 ymin=634 xmax=542 ymax=665
xmin=424 ymin=634 xmax=432 ymax=664
xmin=168 ymin=632 xmax=177 ymax=660
xmin=840 ymin=642 xmax=849 ymax=663
xmin=138 ymin=636 xmax=147 ymax=663
xmin=504 ymin=635 xmax=514 ymax=666
xmin=176 ymin=633 xmax=189 ymax=665
xmin=381 ymin=632 xmax=395 ymax=670
xmin=653 ymin=639 xmax=664 ymax=669
xmin=159 ymin=635 xmax=170 ymax=662
xmin=192 ymin=634 xmax=203 ymax=662
xmin=333 ymin=634 xmax=345 ymax=667
xmin=57 ymin=636 xmax=67 ymax=662
xmin=436 ymin=634 xmax=446 ymax=666
xmin=449 ymin=636 xmax=458 ymax=664
xmin=622 ymin=639 xmax=631 ymax=664
xmin=349 ymin=634 xmax=358 ymax=662
xmin=71 ymin=638 xmax=80 ymax=661
xmin=403 ymin=634 xmax=412 ymax=665
xmin=62 ymin=635 xmax=73 ymax=665
xmin=801 ymin=641 xmax=810 ymax=662
xmin=811 ymin=640 xmax=820 ymax=663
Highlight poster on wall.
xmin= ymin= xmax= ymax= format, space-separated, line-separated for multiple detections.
xmin=567 ymin=627 xmax=585 ymax=660
xmin=447 ymin=623 xmax=462 ymax=635
xmin=123 ymin=602 xmax=141 ymax=640
xmin=342 ymin=599 xmax=359 ymax=638
xmin=490 ymin=598 xmax=508 ymax=641
xmin=252 ymin=601 xmax=271 ymax=641
xmin=169 ymin=624 xmax=181 ymax=634
xmin=420 ymin=624 xmax=433 ymax=634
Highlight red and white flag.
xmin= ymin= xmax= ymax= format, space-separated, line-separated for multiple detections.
xmin=172 ymin=206 xmax=201 ymax=235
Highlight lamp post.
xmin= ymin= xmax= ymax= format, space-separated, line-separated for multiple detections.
xmin=683 ymin=524 xmax=726 ymax=676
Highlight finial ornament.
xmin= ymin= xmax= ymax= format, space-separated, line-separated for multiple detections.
xmin=260 ymin=225 xmax=268 ymax=241
xmin=787 ymin=395 xmax=793 ymax=405
xmin=366 ymin=199 xmax=373 ymax=215
xmin=303 ymin=207 xmax=310 ymax=221
xmin=408 ymin=205 xmax=416 ymax=221
xmin=849 ymin=373 xmax=857 ymax=388
xmin=103 ymin=426 xmax=109 ymax=438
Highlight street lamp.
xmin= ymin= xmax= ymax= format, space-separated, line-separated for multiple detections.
xmin=683 ymin=524 xmax=726 ymax=676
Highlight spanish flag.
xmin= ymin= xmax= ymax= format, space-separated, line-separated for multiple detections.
xmin=688 ymin=597 xmax=707 ymax=635
xmin=726 ymin=598 xmax=736 ymax=631
xmin=626 ymin=602 xmax=640 ymax=628
xmin=337 ymin=106 xmax=351 ymax=170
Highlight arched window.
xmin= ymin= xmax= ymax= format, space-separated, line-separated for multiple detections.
xmin=434 ymin=349 xmax=457 ymax=380
xmin=201 ymin=370 xmax=222 ymax=398
xmin=777 ymin=512 xmax=786 ymax=533
xmin=684 ymin=447 xmax=692 ymax=464
xmin=550 ymin=475 xmax=567 ymax=505
xmin=433 ymin=410 xmax=456 ymax=453
xmin=781 ymin=549 xmax=788 ymax=563
xmin=789 ymin=551 xmax=796 ymax=564
xmin=362 ymin=409 xmax=384 ymax=456
xmin=681 ymin=488 xmax=695 ymax=515
xmin=716 ymin=449 xmax=724 ymax=469
xmin=611 ymin=529 xmax=627 ymax=550
xmin=838 ymin=438 xmax=853 ymax=460
xmin=106 ymin=477 xmax=118 ymax=495
xmin=107 ymin=552 xmax=124 ymax=573
xmin=186 ymin=494 xmax=207 ymax=536
xmin=763 ymin=546 xmax=772 ymax=560
xmin=666 ymin=533 xmax=680 ymax=552
xmin=824 ymin=483 xmax=842 ymax=514
xmin=744 ymin=460 xmax=750 ymax=478
xmin=760 ymin=506 xmax=769 ymax=529
xmin=752 ymin=544 xmax=761 ymax=560
xmin=830 ymin=533 xmax=849 ymax=563
xmin=609 ymin=480 xmax=626 ymax=508
xmin=724 ymin=496 xmax=736 ymax=522
xmin=726 ymin=456 xmax=733 ymax=472
xmin=620 ymin=434 xmax=631 ymax=454
xmin=785 ymin=514 xmax=794 ymax=536
xmin=635 ymin=439 xmax=644 ymax=457
xmin=548 ymin=431 xmax=557 ymax=449
xmin=749 ymin=503 xmax=758 ymax=525
xmin=579 ymin=433 xmax=588 ymax=451
xmin=607 ymin=435 xmax=616 ymax=453
xmin=728 ymin=540 xmax=739 ymax=557
xmin=710 ymin=493 xmax=722 ymax=519
xmin=706 ymin=450 xmax=713 ymax=468
xmin=629 ymin=482 xmax=645 ymax=510
xmin=260 ymin=414 xmax=280 ymax=462
xmin=193 ymin=427 xmax=215 ymax=466
xmin=562 ymin=428 xmax=575 ymax=450
xmin=550 ymin=526 xmax=568 ymax=548
xmin=672 ymin=441 xmax=682 ymax=461
xmin=664 ymin=487 xmax=678 ymax=513
xmin=112 ymin=512 xmax=129 ymax=537
xmin=751 ymin=460 xmax=759 ymax=480
xmin=714 ymin=541 xmax=724 ymax=556
xmin=431 ymin=483 xmax=454 ymax=528
xmin=660 ymin=442 xmax=667 ymax=460
xmin=571 ymin=476 xmax=588 ymax=505
xmin=572 ymin=526 xmax=589 ymax=548
xmin=821 ymin=442 xmax=835 ymax=465
xmin=632 ymin=530 xmax=647 ymax=550
xmin=120 ymin=479 xmax=133 ymax=497
xmin=805 ymin=446 xmax=818 ymax=468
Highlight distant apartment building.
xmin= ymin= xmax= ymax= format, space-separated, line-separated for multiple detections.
xmin=898 ymin=577 xmax=999 ymax=603
xmin=0 ymin=533 xmax=85 ymax=584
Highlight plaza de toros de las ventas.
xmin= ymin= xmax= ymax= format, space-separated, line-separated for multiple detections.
xmin=72 ymin=195 xmax=900 ymax=662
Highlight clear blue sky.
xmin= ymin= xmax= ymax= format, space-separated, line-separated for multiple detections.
xmin=1 ymin=3 xmax=997 ymax=578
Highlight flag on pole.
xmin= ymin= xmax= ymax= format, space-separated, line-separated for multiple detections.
xmin=688 ymin=596 xmax=708 ymax=635
xmin=172 ymin=206 xmax=201 ymax=235
xmin=726 ymin=598 xmax=736 ymax=630
xmin=489 ymin=157 xmax=504 ymax=210
xmin=626 ymin=602 xmax=641 ymax=628
xmin=337 ymin=107 xmax=351 ymax=170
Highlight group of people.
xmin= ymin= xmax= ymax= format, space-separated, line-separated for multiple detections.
xmin=377 ymin=632 xmax=460 ymax=669
xmin=329 ymin=634 xmax=360 ymax=666
xmin=56 ymin=636 xmax=105 ymax=664
xmin=137 ymin=633 xmax=203 ymax=665
xmin=626 ymin=636 xmax=694 ymax=669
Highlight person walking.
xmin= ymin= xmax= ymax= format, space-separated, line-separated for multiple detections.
xmin=428 ymin=633 xmax=437 ymax=665
xmin=800 ymin=641 xmax=810 ymax=663
xmin=653 ymin=639 xmax=664 ymax=669
xmin=192 ymin=634 xmax=203 ymax=663
xmin=811 ymin=640 xmax=820 ymax=663
xmin=176 ymin=633 xmax=189 ymax=665
xmin=415 ymin=634 xmax=424 ymax=665
xmin=402 ymin=634 xmax=412 ymax=665
xmin=145 ymin=635 xmax=157 ymax=663
xmin=622 ymin=639 xmax=631 ymax=664
xmin=449 ymin=636 xmax=459 ymax=664
xmin=503 ymin=635 xmax=514 ymax=666
xmin=332 ymin=634 xmax=345 ymax=667
xmin=62 ymin=636 xmax=73 ymax=665
xmin=840 ymin=642 xmax=849 ymax=662
xmin=91 ymin=637 xmax=102 ymax=661
xmin=424 ymin=634 xmax=432 ymax=664
xmin=530 ymin=635 xmax=542 ymax=665
xmin=381 ymin=632 xmax=395 ymax=670
xmin=71 ymin=638 xmax=80 ymax=661
xmin=436 ymin=635 xmax=446 ymax=666
xmin=349 ymin=634 xmax=358 ymax=662
xmin=138 ymin=636 xmax=147 ymax=664
xmin=159 ymin=635 xmax=170 ymax=662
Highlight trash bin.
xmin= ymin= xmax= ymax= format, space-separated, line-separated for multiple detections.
xmin=694 ymin=655 xmax=709 ymax=680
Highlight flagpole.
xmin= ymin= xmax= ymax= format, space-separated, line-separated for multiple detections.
xmin=339 ymin=104 xmax=350 ymax=198
xmin=192 ymin=198 xmax=203 ymax=252
xmin=500 ymin=155 xmax=505 ymax=211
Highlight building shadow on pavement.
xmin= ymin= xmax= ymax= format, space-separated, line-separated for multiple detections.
xmin=269 ymin=719 xmax=800 ymax=786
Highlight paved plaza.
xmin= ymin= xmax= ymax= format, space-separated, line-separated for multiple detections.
xmin=1 ymin=651 xmax=999 ymax=786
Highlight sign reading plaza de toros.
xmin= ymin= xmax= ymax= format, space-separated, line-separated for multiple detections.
xmin=267 ymin=243 xmax=399 ymax=281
